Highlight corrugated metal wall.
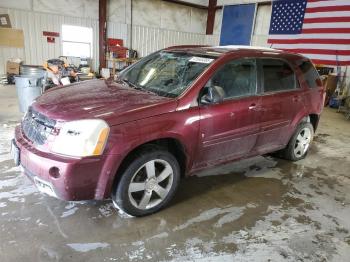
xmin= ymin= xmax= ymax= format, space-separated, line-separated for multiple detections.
xmin=130 ymin=24 xmax=219 ymax=57
xmin=107 ymin=21 xmax=128 ymax=44
xmin=0 ymin=8 xmax=99 ymax=74
xmin=1 ymin=8 xmax=219 ymax=74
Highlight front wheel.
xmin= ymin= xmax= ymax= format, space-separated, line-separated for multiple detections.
xmin=282 ymin=122 xmax=314 ymax=161
xmin=112 ymin=147 xmax=180 ymax=217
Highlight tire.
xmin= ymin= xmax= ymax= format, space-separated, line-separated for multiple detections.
xmin=282 ymin=122 xmax=314 ymax=161
xmin=112 ymin=146 xmax=181 ymax=217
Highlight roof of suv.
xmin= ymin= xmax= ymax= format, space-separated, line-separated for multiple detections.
xmin=165 ymin=45 xmax=306 ymax=61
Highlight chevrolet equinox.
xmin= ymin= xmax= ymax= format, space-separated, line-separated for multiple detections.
xmin=12 ymin=45 xmax=325 ymax=216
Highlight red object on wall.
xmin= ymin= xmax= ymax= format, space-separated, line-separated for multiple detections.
xmin=47 ymin=37 xmax=55 ymax=43
xmin=43 ymin=31 xmax=60 ymax=37
xmin=107 ymin=38 xmax=126 ymax=58
xmin=107 ymin=38 xmax=123 ymax=47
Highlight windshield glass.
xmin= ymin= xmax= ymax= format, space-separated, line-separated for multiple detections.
xmin=118 ymin=51 xmax=216 ymax=97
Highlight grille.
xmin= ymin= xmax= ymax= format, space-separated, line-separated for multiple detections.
xmin=22 ymin=107 xmax=56 ymax=145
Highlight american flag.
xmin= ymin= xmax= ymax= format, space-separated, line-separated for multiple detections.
xmin=268 ymin=0 xmax=350 ymax=66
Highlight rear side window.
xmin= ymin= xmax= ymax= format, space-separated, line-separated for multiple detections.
xmin=298 ymin=60 xmax=320 ymax=88
xmin=262 ymin=59 xmax=296 ymax=92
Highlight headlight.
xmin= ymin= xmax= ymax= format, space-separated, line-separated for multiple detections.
xmin=51 ymin=119 xmax=110 ymax=157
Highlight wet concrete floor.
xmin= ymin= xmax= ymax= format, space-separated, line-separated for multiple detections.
xmin=0 ymin=85 xmax=350 ymax=261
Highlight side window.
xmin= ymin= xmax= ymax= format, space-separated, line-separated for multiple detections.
xmin=210 ymin=59 xmax=257 ymax=99
xmin=262 ymin=59 xmax=296 ymax=93
xmin=298 ymin=60 xmax=320 ymax=88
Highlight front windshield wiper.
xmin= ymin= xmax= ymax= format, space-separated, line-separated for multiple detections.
xmin=121 ymin=78 xmax=142 ymax=90
xmin=119 ymin=77 xmax=161 ymax=96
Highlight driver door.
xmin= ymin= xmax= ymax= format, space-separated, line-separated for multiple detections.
xmin=193 ymin=58 xmax=261 ymax=168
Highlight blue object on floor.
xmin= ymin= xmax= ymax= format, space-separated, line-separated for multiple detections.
xmin=329 ymin=96 xmax=340 ymax=108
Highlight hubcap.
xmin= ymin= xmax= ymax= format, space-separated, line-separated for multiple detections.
xmin=128 ymin=159 xmax=174 ymax=210
xmin=294 ymin=127 xmax=312 ymax=158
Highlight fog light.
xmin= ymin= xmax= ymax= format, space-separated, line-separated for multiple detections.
xmin=49 ymin=167 xmax=60 ymax=178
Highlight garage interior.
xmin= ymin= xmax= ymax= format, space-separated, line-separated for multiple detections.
xmin=0 ymin=0 xmax=350 ymax=261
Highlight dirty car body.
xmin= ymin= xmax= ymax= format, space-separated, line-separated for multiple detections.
xmin=12 ymin=45 xmax=325 ymax=216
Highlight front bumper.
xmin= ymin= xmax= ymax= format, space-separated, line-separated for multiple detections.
xmin=14 ymin=125 xmax=110 ymax=201
xmin=21 ymin=165 xmax=58 ymax=198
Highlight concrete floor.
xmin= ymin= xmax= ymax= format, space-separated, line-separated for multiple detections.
xmin=0 ymin=84 xmax=350 ymax=262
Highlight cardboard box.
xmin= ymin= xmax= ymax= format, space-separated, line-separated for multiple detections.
xmin=325 ymin=73 xmax=337 ymax=94
xmin=0 ymin=28 xmax=24 ymax=48
xmin=7 ymin=61 xmax=20 ymax=75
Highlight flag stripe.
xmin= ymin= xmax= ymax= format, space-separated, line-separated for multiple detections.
xmin=306 ymin=5 xmax=350 ymax=13
xmin=307 ymin=59 xmax=350 ymax=66
xmin=304 ymin=17 xmax=350 ymax=23
xmin=302 ymin=28 xmax=350 ymax=34
xmin=285 ymin=54 xmax=350 ymax=62
xmin=268 ymin=38 xmax=350 ymax=45
xmin=303 ymin=22 xmax=350 ymax=28
xmin=304 ymin=11 xmax=350 ymax=18
xmin=269 ymin=33 xmax=350 ymax=39
xmin=307 ymin=0 xmax=350 ymax=8
xmin=271 ymin=43 xmax=350 ymax=51
xmin=280 ymin=49 xmax=350 ymax=56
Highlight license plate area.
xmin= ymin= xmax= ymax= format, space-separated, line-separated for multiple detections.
xmin=34 ymin=177 xmax=57 ymax=197
xmin=11 ymin=139 xmax=20 ymax=166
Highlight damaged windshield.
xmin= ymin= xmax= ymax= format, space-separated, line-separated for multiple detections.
xmin=118 ymin=51 xmax=216 ymax=97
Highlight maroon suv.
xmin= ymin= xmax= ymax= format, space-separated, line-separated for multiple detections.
xmin=12 ymin=46 xmax=324 ymax=216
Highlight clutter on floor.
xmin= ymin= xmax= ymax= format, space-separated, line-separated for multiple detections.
xmin=318 ymin=65 xmax=350 ymax=120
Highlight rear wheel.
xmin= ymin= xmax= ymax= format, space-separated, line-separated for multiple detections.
xmin=282 ymin=122 xmax=314 ymax=161
xmin=112 ymin=146 xmax=180 ymax=217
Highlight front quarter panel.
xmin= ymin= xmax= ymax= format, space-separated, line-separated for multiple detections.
xmin=97 ymin=107 xmax=200 ymax=198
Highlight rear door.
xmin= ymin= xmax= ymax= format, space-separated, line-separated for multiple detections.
xmin=194 ymin=58 xmax=261 ymax=168
xmin=255 ymin=58 xmax=306 ymax=153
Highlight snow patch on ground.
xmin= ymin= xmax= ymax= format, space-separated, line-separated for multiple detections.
xmin=66 ymin=242 xmax=109 ymax=252
xmin=61 ymin=207 xmax=79 ymax=218
xmin=99 ymin=202 xmax=115 ymax=217
xmin=174 ymin=206 xmax=246 ymax=231
xmin=214 ymin=207 xmax=245 ymax=228
xmin=147 ymin=231 xmax=169 ymax=240
xmin=0 ymin=176 xmax=37 ymax=201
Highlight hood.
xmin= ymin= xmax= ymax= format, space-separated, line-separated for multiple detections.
xmin=33 ymin=79 xmax=177 ymax=126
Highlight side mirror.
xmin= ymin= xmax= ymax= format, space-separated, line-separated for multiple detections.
xmin=200 ymin=85 xmax=225 ymax=105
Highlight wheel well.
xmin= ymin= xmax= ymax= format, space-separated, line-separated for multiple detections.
xmin=112 ymin=138 xmax=187 ymax=191
xmin=148 ymin=138 xmax=187 ymax=176
xmin=308 ymin=114 xmax=319 ymax=131
xmin=301 ymin=114 xmax=319 ymax=131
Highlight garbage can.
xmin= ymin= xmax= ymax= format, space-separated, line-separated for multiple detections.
xmin=14 ymin=76 xmax=44 ymax=113
xmin=20 ymin=65 xmax=46 ymax=77
xmin=15 ymin=65 xmax=46 ymax=113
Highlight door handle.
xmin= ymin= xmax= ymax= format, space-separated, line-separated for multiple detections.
xmin=248 ymin=103 xmax=257 ymax=110
xmin=248 ymin=103 xmax=266 ymax=112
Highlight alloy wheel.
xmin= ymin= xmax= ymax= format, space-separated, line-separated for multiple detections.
xmin=294 ymin=127 xmax=312 ymax=158
xmin=128 ymin=159 xmax=174 ymax=210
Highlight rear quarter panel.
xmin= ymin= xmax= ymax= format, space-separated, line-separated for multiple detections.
xmin=293 ymin=61 xmax=325 ymax=127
